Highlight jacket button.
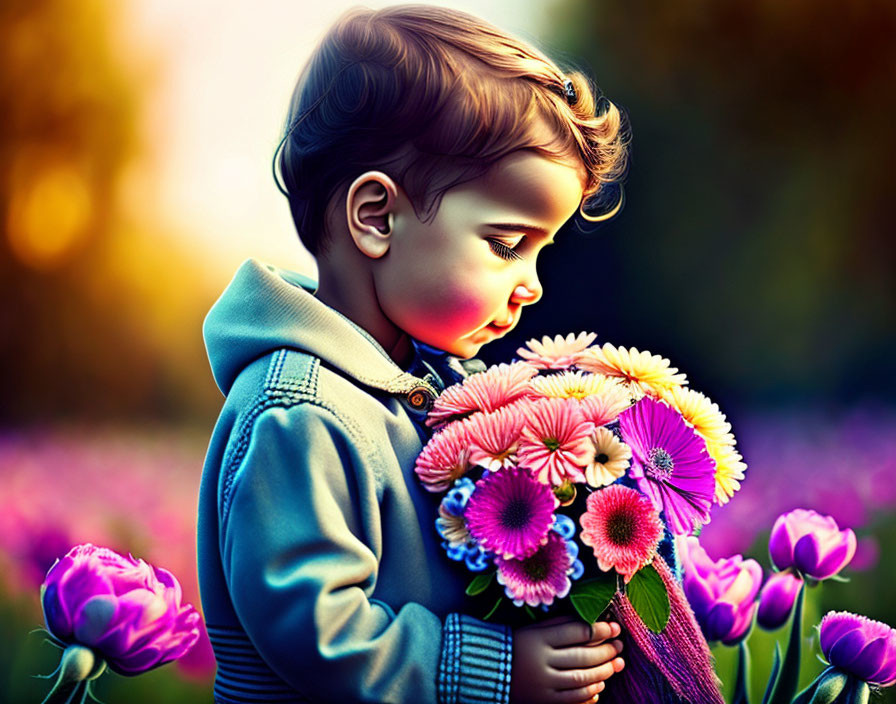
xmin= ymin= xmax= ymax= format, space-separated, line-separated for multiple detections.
xmin=406 ymin=385 xmax=434 ymax=411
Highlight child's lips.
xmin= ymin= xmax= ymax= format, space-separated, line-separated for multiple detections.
xmin=486 ymin=314 xmax=515 ymax=335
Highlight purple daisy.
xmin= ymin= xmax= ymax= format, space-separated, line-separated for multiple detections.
xmin=496 ymin=531 xmax=573 ymax=607
xmin=618 ymin=396 xmax=716 ymax=535
xmin=464 ymin=467 xmax=556 ymax=560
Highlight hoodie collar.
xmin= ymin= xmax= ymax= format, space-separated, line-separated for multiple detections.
xmin=204 ymin=259 xmax=442 ymax=408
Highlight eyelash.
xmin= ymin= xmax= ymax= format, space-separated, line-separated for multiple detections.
xmin=486 ymin=237 xmax=524 ymax=261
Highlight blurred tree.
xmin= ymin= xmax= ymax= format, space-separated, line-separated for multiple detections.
xmin=485 ymin=0 xmax=896 ymax=408
xmin=0 ymin=0 xmax=219 ymax=425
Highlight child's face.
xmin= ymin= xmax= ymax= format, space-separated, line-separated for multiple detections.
xmin=375 ymin=149 xmax=586 ymax=359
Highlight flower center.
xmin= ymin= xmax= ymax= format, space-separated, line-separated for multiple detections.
xmin=521 ymin=550 xmax=549 ymax=582
xmin=596 ymin=453 xmax=610 ymax=464
xmin=646 ymin=447 xmax=674 ymax=480
xmin=543 ymin=437 xmax=560 ymax=451
xmin=606 ymin=510 xmax=635 ymax=545
xmin=500 ymin=498 xmax=532 ymax=530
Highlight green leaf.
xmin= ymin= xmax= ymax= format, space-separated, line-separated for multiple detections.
xmin=466 ymin=571 xmax=495 ymax=596
xmin=767 ymin=581 xmax=806 ymax=704
xmin=483 ymin=596 xmax=503 ymax=621
xmin=844 ymin=680 xmax=870 ymax=704
xmin=524 ymin=605 xmax=537 ymax=621
xmin=627 ymin=563 xmax=670 ymax=633
xmin=569 ymin=574 xmax=618 ymax=624
xmin=794 ymin=668 xmax=846 ymax=704
xmin=760 ymin=642 xmax=782 ymax=704
xmin=825 ymin=573 xmax=850 ymax=584
xmin=733 ymin=640 xmax=751 ymax=704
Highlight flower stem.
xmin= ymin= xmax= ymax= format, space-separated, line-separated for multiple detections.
xmin=41 ymin=645 xmax=104 ymax=704
xmin=765 ymin=580 xmax=805 ymax=704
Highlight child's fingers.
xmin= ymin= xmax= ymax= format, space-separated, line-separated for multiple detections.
xmin=549 ymin=640 xmax=623 ymax=670
xmin=544 ymin=620 xmax=619 ymax=647
xmin=552 ymin=679 xmax=605 ymax=704
xmin=552 ymin=659 xmax=619 ymax=692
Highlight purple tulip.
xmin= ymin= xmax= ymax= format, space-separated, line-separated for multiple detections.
xmin=680 ymin=537 xmax=763 ymax=645
xmin=768 ymin=508 xmax=856 ymax=580
xmin=820 ymin=611 xmax=896 ymax=687
xmin=41 ymin=543 xmax=201 ymax=675
xmin=756 ymin=570 xmax=803 ymax=630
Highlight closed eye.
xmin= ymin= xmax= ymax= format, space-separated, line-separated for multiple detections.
xmin=485 ymin=237 xmax=524 ymax=261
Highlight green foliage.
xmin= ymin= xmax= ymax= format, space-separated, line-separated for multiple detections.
xmin=627 ymin=563 xmax=670 ymax=633
xmin=766 ymin=581 xmax=805 ymax=704
xmin=465 ymin=571 xmax=495 ymax=596
xmin=569 ymin=572 xmax=617 ymax=624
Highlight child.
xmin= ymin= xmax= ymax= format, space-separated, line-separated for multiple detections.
xmin=197 ymin=5 xmax=629 ymax=703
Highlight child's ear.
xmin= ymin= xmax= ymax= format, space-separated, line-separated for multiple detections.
xmin=345 ymin=171 xmax=398 ymax=259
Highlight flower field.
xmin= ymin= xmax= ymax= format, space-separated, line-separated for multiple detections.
xmin=1 ymin=407 xmax=894 ymax=701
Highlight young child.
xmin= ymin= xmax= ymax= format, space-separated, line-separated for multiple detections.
xmin=197 ymin=5 xmax=629 ymax=703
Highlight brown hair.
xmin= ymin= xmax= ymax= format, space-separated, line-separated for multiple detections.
xmin=275 ymin=4 xmax=629 ymax=256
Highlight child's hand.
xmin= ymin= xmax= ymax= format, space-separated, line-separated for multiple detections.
xmin=509 ymin=617 xmax=625 ymax=704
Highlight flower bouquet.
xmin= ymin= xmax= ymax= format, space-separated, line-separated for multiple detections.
xmin=416 ymin=332 xmax=746 ymax=702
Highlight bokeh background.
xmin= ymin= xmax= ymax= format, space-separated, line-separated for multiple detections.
xmin=2 ymin=0 xmax=893 ymax=701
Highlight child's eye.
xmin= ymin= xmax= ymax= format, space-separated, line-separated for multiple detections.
xmin=485 ymin=237 xmax=524 ymax=261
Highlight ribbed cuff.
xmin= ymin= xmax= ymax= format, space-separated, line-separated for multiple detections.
xmin=437 ymin=613 xmax=512 ymax=704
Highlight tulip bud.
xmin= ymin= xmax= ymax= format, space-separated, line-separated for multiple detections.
xmin=768 ymin=508 xmax=856 ymax=580
xmin=757 ymin=570 xmax=803 ymax=630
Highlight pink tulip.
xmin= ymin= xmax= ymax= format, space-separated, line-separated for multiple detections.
xmin=768 ymin=509 xmax=856 ymax=580
xmin=680 ymin=537 xmax=763 ymax=645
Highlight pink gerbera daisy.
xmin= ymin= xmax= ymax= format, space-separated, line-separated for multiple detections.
xmin=464 ymin=467 xmax=556 ymax=560
xmin=516 ymin=331 xmax=597 ymax=370
xmin=579 ymin=484 xmax=664 ymax=582
xmin=617 ymin=397 xmax=716 ymax=535
xmin=495 ymin=531 xmax=573 ymax=607
xmin=414 ymin=421 xmax=472 ymax=492
xmin=426 ymin=362 xmax=537 ymax=428
xmin=466 ymin=404 xmax=526 ymax=471
xmin=517 ymin=398 xmax=595 ymax=487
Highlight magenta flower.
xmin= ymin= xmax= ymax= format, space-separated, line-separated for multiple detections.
xmin=579 ymin=484 xmax=664 ymax=581
xmin=495 ymin=531 xmax=573 ymax=607
xmin=757 ymin=570 xmax=804 ymax=631
xmin=464 ymin=467 xmax=556 ymax=559
xmin=617 ymin=397 xmax=716 ymax=535
xmin=41 ymin=544 xmax=201 ymax=676
xmin=680 ymin=537 xmax=762 ymax=645
xmin=768 ymin=508 xmax=856 ymax=580
xmin=517 ymin=397 xmax=595 ymax=486
xmin=819 ymin=611 xmax=896 ymax=686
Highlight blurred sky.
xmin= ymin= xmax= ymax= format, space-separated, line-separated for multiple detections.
xmin=116 ymin=0 xmax=553 ymax=284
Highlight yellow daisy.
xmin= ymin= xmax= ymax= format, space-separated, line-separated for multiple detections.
xmin=531 ymin=370 xmax=618 ymax=401
xmin=577 ymin=343 xmax=688 ymax=399
xmin=706 ymin=441 xmax=747 ymax=505
xmin=661 ymin=386 xmax=733 ymax=447
xmin=584 ymin=427 xmax=632 ymax=488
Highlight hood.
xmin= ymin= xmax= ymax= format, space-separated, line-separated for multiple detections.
xmin=203 ymin=259 xmax=440 ymax=400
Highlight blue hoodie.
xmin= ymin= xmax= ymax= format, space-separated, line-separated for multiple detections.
xmin=198 ymin=259 xmax=512 ymax=704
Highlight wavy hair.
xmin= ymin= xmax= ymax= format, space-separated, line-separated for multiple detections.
xmin=275 ymin=4 xmax=630 ymax=256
